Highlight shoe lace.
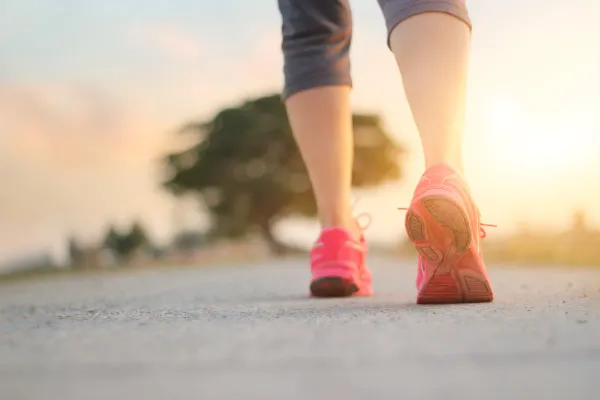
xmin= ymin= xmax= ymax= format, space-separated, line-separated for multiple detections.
xmin=397 ymin=207 xmax=496 ymax=239
xmin=479 ymin=223 xmax=497 ymax=239
xmin=352 ymin=197 xmax=372 ymax=231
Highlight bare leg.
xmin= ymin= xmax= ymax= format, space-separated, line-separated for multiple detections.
xmin=285 ymin=87 xmax=359 ymax=237
xmin=389 ymin=12 xmax=471 ymax=173
xmin=278 ymin=0 xmax=360 ymax=239
xmin=278 ymin=0 xmax=373 ymax=298
xmin=379 ymin=4 xmax=493 ymax=303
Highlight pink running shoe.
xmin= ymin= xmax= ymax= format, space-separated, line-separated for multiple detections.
xmin=309 ymin=228 xmax=373 ymax=297
xmin=404 ymin=164 xmax=494 ymax=304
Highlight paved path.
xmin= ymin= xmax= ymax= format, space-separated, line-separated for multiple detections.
xmin=1 ymin=257 xmax=599 ymax=400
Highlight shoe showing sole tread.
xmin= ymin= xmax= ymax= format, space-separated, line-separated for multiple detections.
xmin=406 ymin=212 xmax=426 ymax=241
xmin=423 ymin=197 xmax=471 ymax=252
xmin=310 ymin=276 xmax=359 ymax=298
xmin=406 ymin=195 xmax=493 ymax=304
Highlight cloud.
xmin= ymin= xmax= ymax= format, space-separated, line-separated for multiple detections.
xmin=0 ymin=84 xmax=178 ymax=261
xmin=0 ymin=84 xmax=150 ymax=166
xmin=128 ymin=22 xmax=203 ymax=60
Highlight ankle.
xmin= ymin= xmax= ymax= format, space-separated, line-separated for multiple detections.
xmin=425 ymin=158 xmax=464 ymax=175
xmin=320 ymin=214 xmax=362 ymax=241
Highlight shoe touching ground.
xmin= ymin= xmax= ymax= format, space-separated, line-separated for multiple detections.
xmin=309 ymin=228 xmax=373 ymax=297
xmin=403 ymin=164 xmax=494 ymax=304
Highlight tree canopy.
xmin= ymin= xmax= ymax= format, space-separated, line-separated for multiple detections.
xmin=163 ymin=94 xmax=403 ymax=254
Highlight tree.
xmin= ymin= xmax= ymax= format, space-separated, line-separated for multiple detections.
xmin=67 ymin=235 xmax=84 ymax=268
xmin=163 ymin=94 xmax=403 ymax=255
xmin=102 ymin=222 xmax=151 ymax=262
xmin=102 ymin=226 xmax=121 ymax=254
xmin=127 ymin=221 xmax=150 ymax=251
xmin=570 ymin=210 xmax=589 ymax=236
xmin=172 ymin=230 xmax=205 ymax=252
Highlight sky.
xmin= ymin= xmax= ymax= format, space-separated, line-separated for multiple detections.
xmin=1 ymin=0 xmax=599 ymax=264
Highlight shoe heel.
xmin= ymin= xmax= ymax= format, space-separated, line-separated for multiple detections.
xmin=457 ymin=269 xmax=494 ymax=303
xmin=417 ymin=274 xmax=461 ymax=304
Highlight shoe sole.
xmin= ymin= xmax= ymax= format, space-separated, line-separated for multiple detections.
xmin=310 ymin=276 xmax=359 ymax=298
xmin=406 ymin=193 xmax=493 ymax=304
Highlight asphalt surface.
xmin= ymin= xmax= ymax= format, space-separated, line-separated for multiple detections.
xmin=1 ymin=257 xmax=599 ymax=400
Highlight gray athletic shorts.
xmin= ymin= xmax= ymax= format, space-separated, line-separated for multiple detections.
xmin=278 ymin=0 xmax=471 ymax=99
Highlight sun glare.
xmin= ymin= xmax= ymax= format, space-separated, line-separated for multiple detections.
xmin=484 ymin=96 xmax=592 ymax=176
